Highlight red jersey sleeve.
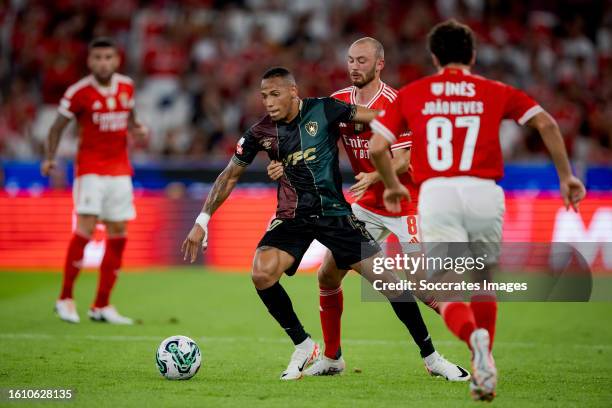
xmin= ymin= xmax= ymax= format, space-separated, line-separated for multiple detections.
xmin=503 ymin=85 xmax=543 ymax=125
xmin=58 ymin=88 xmax=84 ymax=119
xmin=390 ymin=131 xmax=412 ymax=151
xmin=370 ymin=92 xmax=408 ymax=144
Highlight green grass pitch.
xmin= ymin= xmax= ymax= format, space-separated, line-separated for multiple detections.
xmin=0 ymin=268 xmax=611 ymax=407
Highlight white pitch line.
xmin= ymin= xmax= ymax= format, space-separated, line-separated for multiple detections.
xmin=0 ymin=332 xmax=610 ymax=350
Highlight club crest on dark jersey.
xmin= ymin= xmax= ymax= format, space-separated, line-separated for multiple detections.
xmin=305 ymin=121 xmax=318 ymax=137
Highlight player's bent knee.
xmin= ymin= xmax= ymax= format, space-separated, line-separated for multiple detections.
xmin=251 ymin=248 xmax=284 ymax=290
xmin=104 ymin=221 xmax=127 ymax=236
xmin=76 ymin=214 xmax=97 ymax=237
xmin=318 ymin=267 xmax=345 ymax=289
xmin=251 ymin=265 xmax=280 ymax=290
xmin=317 ymin=251 xmax=346 ymax=288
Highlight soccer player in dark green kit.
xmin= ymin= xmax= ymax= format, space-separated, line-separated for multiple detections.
xmin=182 ymin=67 xmax=466 ymax=381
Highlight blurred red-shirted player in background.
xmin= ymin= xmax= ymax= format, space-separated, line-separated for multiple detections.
xmin=370 ymin=20 xmax=586 ymax=401
xmin=41 ymin=38 xmax=148 ymax=325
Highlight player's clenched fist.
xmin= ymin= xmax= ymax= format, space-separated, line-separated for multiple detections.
xmin=181 ymin=224 xmax=208 ymax=263
xmin=382 ymin=184 xmax=411 ymax=214
xmin=267 ymin=160 xmax=284 ymax=181
xmin=40 ymin=159 xmax=57 ymax=176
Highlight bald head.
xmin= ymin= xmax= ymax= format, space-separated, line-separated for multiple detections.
xmin=347 ymin=37 xmax=385 ymax=88
xmin=350 ymin=37 xmax=384 ymax=60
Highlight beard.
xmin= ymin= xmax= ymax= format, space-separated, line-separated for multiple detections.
xmin=352 ymin=66 xmax=377 ymax=88
xmin=93 ymin=71 xmax=114 ymax=84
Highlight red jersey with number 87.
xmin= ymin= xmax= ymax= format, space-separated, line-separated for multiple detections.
xmin=370 ymin=68 xmax=542 ymax=184
xmin=332 ymin=82 xmax=418 ymax=216
xmin=58 ymin=74 xmax=135 ymax=177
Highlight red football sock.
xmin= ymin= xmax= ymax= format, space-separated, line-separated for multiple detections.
xmin=441 ymin=301 xmax=477 ymax=348
xmin=470 ymin=294 xmax=498 ymax=350
xmin=319 ymin=286 xmax=343 ymax=359
xmin=60 ymin=233 xmax=90 ymax=300
xmin=93 ymin=236 xmax=127 ymax=308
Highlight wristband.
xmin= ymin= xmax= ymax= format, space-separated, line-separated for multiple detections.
xmin=195 ymin=212 xmax=211 ymax=229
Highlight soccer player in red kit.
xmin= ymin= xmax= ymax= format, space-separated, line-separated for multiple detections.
xmin=41 ymin=38 xmax=148 ymax=325
xmin=267 ymin=38 xmax=468 ymax=381
xmin=369 ymin=20 xmax=586 ymax=401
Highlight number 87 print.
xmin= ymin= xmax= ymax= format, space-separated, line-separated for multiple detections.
xmin=426 ymin=115 xmax=480 ymax=171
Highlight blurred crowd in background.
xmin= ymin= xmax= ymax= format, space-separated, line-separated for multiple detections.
xmin=0 ymin=0 xmax=611 ymax=167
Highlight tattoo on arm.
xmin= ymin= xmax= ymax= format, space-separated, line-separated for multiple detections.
xmin=202 ymin=161 xmax=246 ymax=215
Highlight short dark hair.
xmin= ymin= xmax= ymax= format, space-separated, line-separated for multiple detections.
xmin=262 ymin=67 xmax=296 ymax=84
xmin=88 ymin=37 xmax=117 ymax=51
xmin=427 ymin=19 xmax=475 ymax=66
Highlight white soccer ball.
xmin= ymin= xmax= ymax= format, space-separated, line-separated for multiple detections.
xmin=156 ymin=335 xmax=202 ymax=380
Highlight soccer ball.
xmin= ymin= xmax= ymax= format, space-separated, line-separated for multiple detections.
xmin=156 ymin=335 xmax=202 ymax=380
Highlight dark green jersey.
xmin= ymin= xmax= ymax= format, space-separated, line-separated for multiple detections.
xmin=232 ymin=97 xmax=357 ymax=218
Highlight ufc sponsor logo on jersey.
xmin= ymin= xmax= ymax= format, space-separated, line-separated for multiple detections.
xmin=431 ymin=81 xmax=476 ymax=97
xmin=283 ymin=147 xmax=316 ymax=166
xmin=92 ymin=111 xmax=129 ymax=132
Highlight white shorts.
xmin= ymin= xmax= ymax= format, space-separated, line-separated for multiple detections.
xmin=418 ymin=176 xmax=504 ymax=263
xmin=73 ymin=174 xmax=136 ymax=222
xmin=351 ymin=202 xmax=420 ymax=243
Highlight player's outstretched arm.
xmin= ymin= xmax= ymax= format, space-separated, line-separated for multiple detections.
xmin=352 ymin=106 xmax=380 ymax=124
xmin=181 ymin=160 xmax=247 ymax=263
xmin=526 ymin=111 xmax=586 ymax=211
xmin=349 ymin=149 xmax=410 ymax=200
xmin=369 ymin=133 xmax=410 ymax=213
xmin=40 ymin=114 xmax=71 ymax=176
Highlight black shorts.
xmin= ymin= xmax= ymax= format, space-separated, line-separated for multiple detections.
xmin=257 ymin=214 xmax=381 ymax=276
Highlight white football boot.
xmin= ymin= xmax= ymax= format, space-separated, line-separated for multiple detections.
xmin=55 ymin=299 xmax=80 ymax=323
xmin=469 ymin=328 xmax=497 ymax=401
xmin=424 ymin=351 xmax=471 ymax=381
xmin=88 ymin=305 xmax=134 ymax=325
xmin=280 ymin=338 xmax=320 ymax=380
xmin=303 ymin=355 xmax=346 ymax=376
